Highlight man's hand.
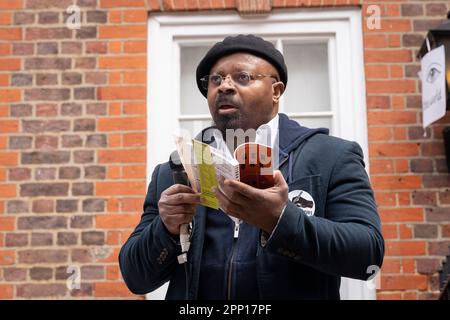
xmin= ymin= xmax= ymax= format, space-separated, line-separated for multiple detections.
xmin=213 ymin=170 xmax=289 ymax=234
xmin=158 ymin=184 xmax=201 ymax=235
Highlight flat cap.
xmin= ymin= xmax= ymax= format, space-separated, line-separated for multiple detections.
xmin=196 ymin=34 xmax=288 ymax=98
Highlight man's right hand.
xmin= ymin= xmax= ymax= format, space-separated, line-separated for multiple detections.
xmin=158 ymin=184 xmax=201 ymax=235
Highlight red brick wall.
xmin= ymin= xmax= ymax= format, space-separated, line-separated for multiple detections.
xmin=0 ymin=0 xmax=449 ymax=300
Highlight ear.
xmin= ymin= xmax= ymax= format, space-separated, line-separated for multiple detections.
xmin=272 ymin=81 xmax=285 ymax=104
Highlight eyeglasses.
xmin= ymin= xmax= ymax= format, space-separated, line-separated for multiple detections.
xmin=200 ymin=71 xmax=278 ymax=90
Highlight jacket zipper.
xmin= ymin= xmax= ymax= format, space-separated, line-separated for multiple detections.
xmin=227 ymin=221 xmax=240 ymax=300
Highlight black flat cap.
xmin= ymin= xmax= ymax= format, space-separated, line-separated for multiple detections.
xmin=196 ymin=34 xmax=288 ymax=98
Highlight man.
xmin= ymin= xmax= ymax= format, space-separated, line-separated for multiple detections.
xmin=119 ymin=34 xmax=384 ymax=299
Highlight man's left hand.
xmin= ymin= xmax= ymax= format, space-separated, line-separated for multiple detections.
xmin=213 ymin=170 xmax=289 ymax=234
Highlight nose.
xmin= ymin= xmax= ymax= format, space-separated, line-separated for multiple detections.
xmin=218 ymin=75 xmax=236 ymax=94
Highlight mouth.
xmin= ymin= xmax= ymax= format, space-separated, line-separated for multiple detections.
xmin=217 ymin=105 xmax=238 ymax=115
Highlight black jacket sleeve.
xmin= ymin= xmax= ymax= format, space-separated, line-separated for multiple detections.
xmin=264 ymin=141 xmax=384 ymax=280
xmin=119 ymin=164 xmax=180 ymax=294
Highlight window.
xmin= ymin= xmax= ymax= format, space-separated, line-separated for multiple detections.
xmin=147 ymin=8 xmax=372 ymax=300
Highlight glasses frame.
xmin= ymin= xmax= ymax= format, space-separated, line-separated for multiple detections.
xmin=200 ymin=71 xmax=279 ymax=90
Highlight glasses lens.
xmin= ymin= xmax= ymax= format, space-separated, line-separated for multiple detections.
xmin=233 ymin=72 xmax=251 ymax=86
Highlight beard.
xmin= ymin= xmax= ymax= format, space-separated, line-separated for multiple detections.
xmin=212 ymin=111 xmax=242 ymax=137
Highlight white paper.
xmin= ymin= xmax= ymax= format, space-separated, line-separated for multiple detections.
xmin=421 ymin=45 xmax=446 ymax=129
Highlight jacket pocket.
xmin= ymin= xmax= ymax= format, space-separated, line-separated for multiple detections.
xmin=287 ymin=175 xmax=324 ymax=218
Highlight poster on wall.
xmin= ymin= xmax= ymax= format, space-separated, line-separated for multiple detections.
xmin=421 ymin=45 xmax=446 ymax=129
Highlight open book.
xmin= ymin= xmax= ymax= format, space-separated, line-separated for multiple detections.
xmin=174 ymin=135 xmax=274 ymax=209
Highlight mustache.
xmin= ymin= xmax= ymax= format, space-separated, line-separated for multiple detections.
xmin=214 ymin=94 xmax=240 ymax=109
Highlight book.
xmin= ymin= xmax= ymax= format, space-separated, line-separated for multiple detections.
xmin=174 ymin=135 xmax=274 ymax=209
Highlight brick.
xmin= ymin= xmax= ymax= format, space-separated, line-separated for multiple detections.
xmin=85 ymin=166 xmax=106 ymax=179
xmin=36 ymin=103 xmax=58 ymax=116
xmin=70 ymin=215 xmax=93 ymax=228
xmin=0 ymin=28 xmax=22 ymax=40
xmin=18 ymin=216 xmax=67 ymax=230
xmin=426 ymin=207 xmax=450 ymax=222
xmin=414 ymin=19 xmax=447 ymax=32
xmin=94 ymin=281 xmax=135 ymax=297
xmin=75 ymin=57 xmax=96 ymax=69
xmin=14 ymin=12 xmax=35 ymax=24
xmin=12 ymin=74 xmax=33 ymax=86
xmin=4 ymin=268 xmax=27 ymax=281
xmin=61 ymin=135 xmax=82 ymax=148
xmin=0 ymin=184 xmax=16 ymax=197
xmin=0 ymin=285 xmax=13 ymax=299
xmin=74 ymin=150 xmax=94 ymax=163
xmin=368 ymin=111 xmax=416 ymax=125
xmin=428 ymin=241 xmax=450 ymax=256
xmin=5 ymin=233 xmax=28 ymax=247
xmin=81 ymin=265 xmax=104 ymax=280
xmin=17 ymin=284 xmax=66 ymax=298
xmin=59 ymin=167 xmax=81 ymax=179
xmin=76 ymin=26 xmax=97 ymax=39
xmin=22 ymin=151 xmax=70 ymax=164
xmin=32 ymin=199 xmax=54 ymax=213
xmin=56 ymin=199 xmax=78 ymax=213
xmin=381 ymin=275 xmax=427 ymax=290
xmin=405 ymin=65 xmax=421 ymax=78
xmin=98 ymin=86 xmax=146 ymax=100
xmin=0 ymin=152 xmax=18 ymax=166
xmin=98 ymin=149 xmax=145 ymax=164
xmin=370 ymin=143 xmax=419 ymax=157
xmin=96 ymin=213 xmax=140 ymax=228
xmin=86 ymin=134 xmax=107 ymax=148
xmin=34 ymin=136 xmax=58 ymax=151
xmin=403 ymin=34 xmax=424 ymax=48
xmin=365 ymin=50 xmax=412 ymax=63
xmin=423 ymin=175 xmax=450 ymax=188
xmin=61 ymin=102 xmax=82 ymax=116
xmin=25 ymin=58 xmax=70 ymax=70
xmin=83 ymin=198 xmax=105 ymax=212
xmin=417 ymin=258 xmax=441 ymax=275
xmin=37 ymin=42 xmax=58 ymax=55
xmin=36 ymin=74 xmax=58 ymax=86
xmin=38 ymin=11 xmax=59 ymax=24
xmin=100 ymin=0 xmax=146 ymax=8
xmin=57 ymin=232 xmax=78 ymax=245
xmin=0 ymin=250 xmax=15 ymax=265
xmin=10 ymin=136 xmax=32 ymax=149
xmin=401 ymin=4 xmax=423 ymax=16
xmin=86 ymin=41 xmax=107 ymax=54
xmin=98 ymin=117 xmax=146 ymax=131
xmin=31 ymin=232 xmax=53 ymax=246
xmin=20 ymin=183 xmax=69 ymax=197
xmin=30 ymin=267 xmax=53 ymax=280
xmin=86 ymin=72 xmax=107 ymax=84
xmin=26 ymin=27 xmax=71 ymax=40
xmin=366 ymin=80 xmax=416 ymax=94
xmin=412 ymin=189 xmax=437 ymax=206
xmin=385 ymin=241 xmax=426 ymax=256
xmin=0 ymin=89 xmax=21 ymax=102
xmin=10 ymin=104 xmax=32 ymax=117
xmin=123 ymin=165 xmax=145 ymax=179
xmin=99 ymin=56 xmax=146 ymax=69
xmin=99 ymin=25 xmax=146 ymax=39
xmin=74 ymin=119 xmax=96 ymax=132
xmin=7 ymin=200 xmax=28 ymax=214
xmin=414 ymin=224 xmax=438 ymax=239
xmin=73 ymin=182 xmax=94 ymax=196
xmin=426 ymin=4 xmax=447 ymax=16
xmin=13 ymin=43 xmax=34 ymax=55
xmin=124 ymin=40 xmax=146 ymax=53
xmin=379 ymin=208 xmax=424 ymax=223
xmin=62 ymin=42 xmax=82 ymax=54
xmin=410 ymin=159 xmax=433 ymax=173
xmin=123 ymin=10 xmax=147 ymax=22
xmin=82 ymin=231 xmax=105 ymax=245
xmin=25 ymin=88 xmax=70 ymax=101
xmin=87 ymin=10 xmax=107 ymax=23
xmin=0 ymin=43 xmax=11 ymax=55
xmin=78 ymin=0 xmax=97 ymax=6
xmin=440 ymin=191 xmax=450 ymax=205
xmin=62 ymin=72 xmax=82 ymax=85
xmin=8 ymin=167 xmax=31 ymax=181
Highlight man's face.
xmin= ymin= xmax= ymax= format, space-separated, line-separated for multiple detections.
xmin=206 ymin=53 xmax=284 ymax=137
